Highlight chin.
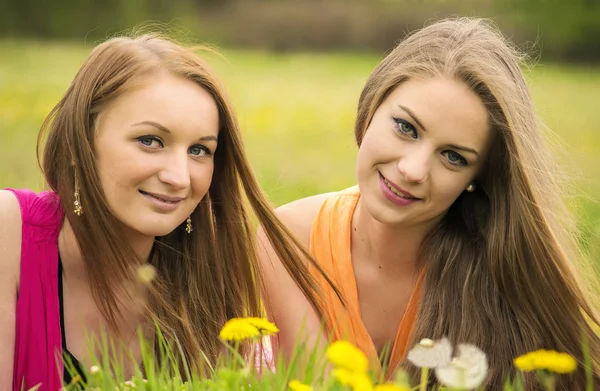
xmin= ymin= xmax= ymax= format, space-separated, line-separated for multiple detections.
xmin=362 ymin=196 xmax=402 ymax=225
xmin=148 ymin=226 xmax=181 ymax=237
xmin=125 ymin=220 xmax=182 ymax=238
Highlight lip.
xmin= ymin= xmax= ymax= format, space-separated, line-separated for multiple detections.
xmin=140 ymin=190 xmax=185 ymax=203
xmin=139 ymin=190 xmax=185 ymax=212
xmin=379 ymin=173 xmax=420 ymax=199
xmin=379 ymin=173 xmax=421 ymax=206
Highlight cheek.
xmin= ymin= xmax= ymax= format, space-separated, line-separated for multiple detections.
xmin=357 ymin=123 xmax=400 ymax=168
xmin=430 ymin=173 xmax=469 ymax=206
xmin=190 ymin=163 xmax=215 ymax=199
xmin=97 ymin=141 xmax=153 ymax=180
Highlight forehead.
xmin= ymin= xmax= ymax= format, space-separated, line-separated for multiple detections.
xmin=95 ymin=71 xmax=219 ymax=136
xmin=381 ymin=76 xmax=492 ymax=151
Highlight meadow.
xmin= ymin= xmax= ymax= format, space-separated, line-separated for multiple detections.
xmin=1 ymin=40 xmax=599 ymax=265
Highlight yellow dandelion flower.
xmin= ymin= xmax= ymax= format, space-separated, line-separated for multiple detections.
xmin=333 ymin=368 xmax=356 ymax=386
xmin=514 ymin=350 xmax=577 ymax=374
xmin=245 ymin=317 xmax=279 ymax=336
xmin=513 ymin=354 xmax=535 ymax=372
xmin=219 ymin=318 xmax=261 ymax=341
xmin=288 ymin=380 xmax=313 ymax=391
xmin=351 ymin=372 xmax=374 ymax=391
xmin=373 ymin=384 xmax=410 ymax=391
xmin=326 ymin=340 xmax=369 ymax=373
xmin=333 ymin=369 xmax=373 ymax=391
xmin=548 ymin=354 xmax=578 ymax=374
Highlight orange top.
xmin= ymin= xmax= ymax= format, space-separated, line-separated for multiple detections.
xmin=308 ymin=186 xmax=425 ymax=378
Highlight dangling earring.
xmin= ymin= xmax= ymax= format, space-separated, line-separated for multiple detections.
xmin=466 ymin=183 xmax=476 ymax=193
xmin=74 ymin=175 xmax=83 ymax=216
xmin=185 ymin=216 xmax=193 ymax=234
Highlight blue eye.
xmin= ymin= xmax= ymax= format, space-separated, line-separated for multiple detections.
xmin=393 ymin=118 xmax=417 ymax=139
xmin=136 ymin=136 xmax=163 ymax=148
xmin=189 ymin=145 xmax=210 ymax=157
xmin=443 ymin=150 xmax=468 ymax=166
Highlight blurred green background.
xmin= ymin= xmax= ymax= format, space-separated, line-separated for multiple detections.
xmin=0 ymin=0 xmax=599 ymax=266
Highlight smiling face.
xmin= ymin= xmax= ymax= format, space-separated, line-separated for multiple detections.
xmin=94 ymin=70 xmax=220 ymax=239
xmin=356 ymin=76 xmax=493 ymax=228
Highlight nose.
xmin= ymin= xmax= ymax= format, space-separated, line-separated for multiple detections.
xmin=397 ymin=145 xmax=430 ymax=184
xmin=158 ymin=151 xmax=191 ymax=190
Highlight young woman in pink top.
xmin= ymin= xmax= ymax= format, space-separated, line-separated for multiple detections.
xmin=0 ymin=34 xmax=331 ymax=390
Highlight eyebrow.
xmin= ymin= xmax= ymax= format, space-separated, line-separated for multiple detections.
xmin=133 ymin=121 xmax=218 ymax=142
xmin=398 ymin=105 xmax=479 ymax=157
xmin=398 ymin=104 xmax=427 ymax=132
xmin=447 ymin=143 xmax=479 ymax=156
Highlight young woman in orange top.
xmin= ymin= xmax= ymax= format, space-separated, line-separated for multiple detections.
xmin=258 ymin=18 xmax=600 ymax=389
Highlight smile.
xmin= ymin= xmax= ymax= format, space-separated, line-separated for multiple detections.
xmin=379 ymin=173 xmax=421 ymax=207
xmin=139 ymin=190 xmax=185 ymax=212
xmin=381 ymin=176 xmax=419 ymax=199
xmin=139 ymin=190 xmax=184 ymax=203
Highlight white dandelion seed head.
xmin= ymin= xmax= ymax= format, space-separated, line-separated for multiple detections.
xmin=434 ymin=343 xmax=488 ymax=390
xmin=418 ymin=338 xmax=435 ymax=348
xmin=407 ymin=337 xmax=452 ymax=368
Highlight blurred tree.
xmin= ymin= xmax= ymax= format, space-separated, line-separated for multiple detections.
xmin=0 ymin=0 xmax=598 ymax=63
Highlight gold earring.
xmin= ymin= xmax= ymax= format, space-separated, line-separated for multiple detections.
xmin=74 ymin=176 xmax=83 ymax=216
xmin=185 ymin=216 xmax=192 ymax=234
xmin=466 ymin=183 xmax=476 ymax=193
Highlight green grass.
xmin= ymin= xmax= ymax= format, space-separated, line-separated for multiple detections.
xmin=1 ymin=40 xmax=599 ymax=262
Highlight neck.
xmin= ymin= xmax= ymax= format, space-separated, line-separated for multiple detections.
xmin=353 ymin=198 xmax=433 ymax=274
xmin=58 ymin=219 xmax=155 ymax=279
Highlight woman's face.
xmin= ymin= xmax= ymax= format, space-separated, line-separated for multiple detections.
xmin=356 ymin=76 xmax=493 ymax=229
xmin=94 ymin=71 xmax=220 ymax=239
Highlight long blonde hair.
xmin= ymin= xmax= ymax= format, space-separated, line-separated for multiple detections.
xmin=355 ymin=18 xmax=600 ymax=389
xmin=38 ymin=34 xmax=333 ymax=372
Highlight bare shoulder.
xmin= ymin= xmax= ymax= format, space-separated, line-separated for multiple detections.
xmin=0 ymin=190 xmax=22 ymax=283
xmin=275 ymin=192 xmax=337 ymax=247
xmin=0 ymin=189 xmax=21 ymax=386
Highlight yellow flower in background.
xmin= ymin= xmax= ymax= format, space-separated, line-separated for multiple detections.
xmin=332 ymin=369 xmax=373 ymax=391
xmin=332 ymin=368 xmax=356 ymax=386
xmin=326 ymin=340 xmax=369 ymax=373
xmin=288 ymin=380 xmax=313 ymax=391
xmin=218 ymin=317 xmax=278 ymax=341
xmin=373 ymin=384 xmax=410 ymax=391
xmin=514 ymin=350 xmax=577 ymax=374
xmin=245 ymin=317 xmax=279 ymax=335
xmin=219 ymin=318 xmax=261 ymax=341
xmin=351 ymin=372 xmax=374 ymax=391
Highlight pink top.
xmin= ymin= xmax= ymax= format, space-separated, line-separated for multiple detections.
xmin=6 ymin=188 xmax=64 ymax=391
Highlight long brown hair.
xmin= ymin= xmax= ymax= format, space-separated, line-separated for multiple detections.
xmin=354 ymin=18 xmax=600 ymax=389
xmin=38 ymin=34 xmax=331 ymax=372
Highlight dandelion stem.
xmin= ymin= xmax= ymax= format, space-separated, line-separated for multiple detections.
xmin=540 ymin=372 xmax=556 ymax=391
xmin=419 ymin=367 xmax=429 ymax=391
